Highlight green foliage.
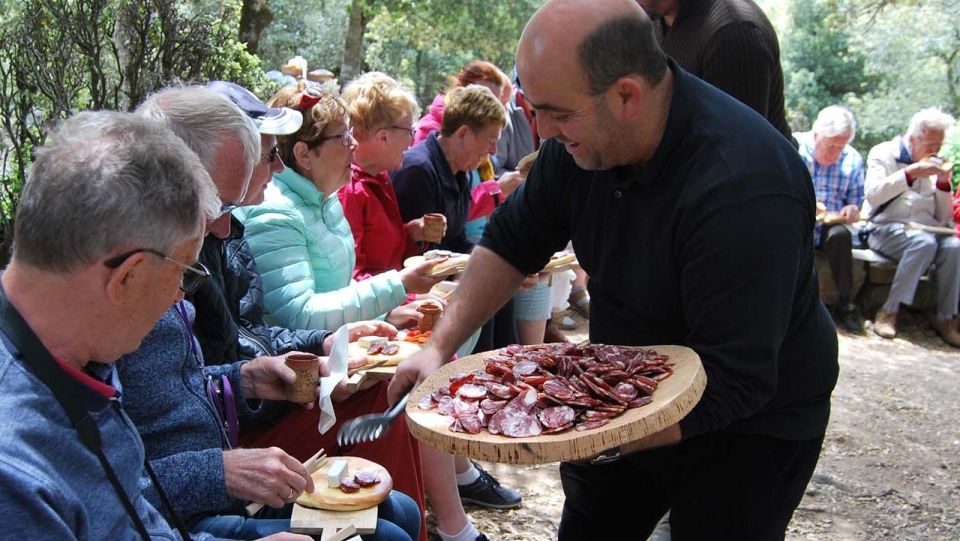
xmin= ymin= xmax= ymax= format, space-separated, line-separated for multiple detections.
xmin=0 ymin=0 xmax=265 ymax=262
xmin=781 ymin=0 xmax=876 ymax=133
xmin=257 ymin=0 xmax=543 ymax=106
xmin=941 ymin=129 xmax=960 ymax=190
xmin=257 ymin=0 xmax=352 ymax=77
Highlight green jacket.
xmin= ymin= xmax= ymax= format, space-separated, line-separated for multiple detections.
xmin=237 ymin=167 xmax=407 ymax=330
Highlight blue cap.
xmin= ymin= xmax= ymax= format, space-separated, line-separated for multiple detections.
xmin=206 ymin=81 xmax=302 ymax=135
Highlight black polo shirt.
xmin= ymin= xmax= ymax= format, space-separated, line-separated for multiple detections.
xmin=480 ymin=64 xmax=837 ymax=441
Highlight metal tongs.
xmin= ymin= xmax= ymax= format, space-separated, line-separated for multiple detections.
xmin=336 ymin=391 xmax=411 ymax=447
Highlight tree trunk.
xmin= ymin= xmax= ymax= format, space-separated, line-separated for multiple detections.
xmin=239 ymin=0 xmax=274 ymax=55
xmin=341 ymin=0 xmax=367 ymax=83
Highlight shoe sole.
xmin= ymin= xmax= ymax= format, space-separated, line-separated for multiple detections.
xmin=459 ymin=496 xmax=523 ymax=510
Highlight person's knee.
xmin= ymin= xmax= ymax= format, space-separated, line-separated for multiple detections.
xmin=827 ymin=225 xmax=852 ymax=247
xmin=903 ymin=234 xmax=938 ymax=262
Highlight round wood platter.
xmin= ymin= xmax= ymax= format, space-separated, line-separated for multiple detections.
xmin=405 ymin=345 xmax=706 ymax=465
xmin=347 ymin=340 xmax=421 ymax=367
xmin=295 ymin=456 xmax=393 ymax=511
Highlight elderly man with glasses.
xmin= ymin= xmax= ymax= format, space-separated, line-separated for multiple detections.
xmin=0 ymin=111 xmax=268 ymax=539
xmin=862 ymin=108 xmax=960 ymax=346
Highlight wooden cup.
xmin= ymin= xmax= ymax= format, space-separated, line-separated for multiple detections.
xmin=284 ymin=353 xmax=320 ymax=403
xmin=422 ymin=213 xmax=445 ymax=244
xmin=417 ymin=302 xmax=442 ymax=332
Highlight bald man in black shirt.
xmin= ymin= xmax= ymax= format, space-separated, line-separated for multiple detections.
xmin=390 ymin=1 xmax=837 ymax=539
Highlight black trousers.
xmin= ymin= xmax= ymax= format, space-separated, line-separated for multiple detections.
xmin=819 ymin=224 xmax=854 ymax=303
xmin=557 ymin=431 xmax=825 ymax=541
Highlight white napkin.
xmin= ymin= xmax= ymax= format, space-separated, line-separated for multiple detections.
xmin=317 ymin=325 xmax=349 ymax=434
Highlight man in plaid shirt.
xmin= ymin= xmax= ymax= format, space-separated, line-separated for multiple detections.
xmin=796 ymin=106 xmax=865 ymax=333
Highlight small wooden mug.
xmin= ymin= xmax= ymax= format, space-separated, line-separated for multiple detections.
xmin=284 ymin=353 xmax=320 ymax=403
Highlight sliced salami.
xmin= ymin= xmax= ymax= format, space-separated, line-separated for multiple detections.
xmin=538 ymin=406 xmax=576 ymax=429
xmin=339 ymin=478 xmax=360 ymax=493
xmin=456 ymin=383 xmax=488 ymax=400
xmin=354 ymin=472 xmax=381 ymax=486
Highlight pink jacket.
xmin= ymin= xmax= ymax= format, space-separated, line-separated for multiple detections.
xmin=413 ymin=94 xmax=445 ymax=145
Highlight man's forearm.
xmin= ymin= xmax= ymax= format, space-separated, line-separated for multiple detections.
xmin=430 ymin=245 xmax=526 ymax=359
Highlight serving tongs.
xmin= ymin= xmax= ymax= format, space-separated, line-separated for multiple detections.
xmin=336 ymin=391 xmax=411 ymax=447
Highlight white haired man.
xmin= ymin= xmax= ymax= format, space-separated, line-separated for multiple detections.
xmin=796 ymin=105 xmax=865 ymax=333
xmin=0 ymin=111 xmax=237 ymax=539
xmin=863 ymin=108 xmax=960 ymax=346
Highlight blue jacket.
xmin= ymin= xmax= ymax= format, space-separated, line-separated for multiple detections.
xmin=237 ymin=167 xmax=408 ymax=331
xmin=0 ymin=334 xmax=210 ymax=540
xmin=391 ymin=132 xmax=474 ymax=254
xmin=117 ymin=303 xmax=260 ymax=525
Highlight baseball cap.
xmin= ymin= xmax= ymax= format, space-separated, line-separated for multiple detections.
xmin=206 ymin=81 xmax=303 ymax=135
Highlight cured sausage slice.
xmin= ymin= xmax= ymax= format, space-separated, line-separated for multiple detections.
xmin=538 ymin=406 xmax=576 ymax=429
xmin=456 ymin=383 xmax=488 ymax=400
xmin=354 ymin=472 xmax=381 ymax=487
xmin=339 ymin=478 xmax=361 ymax=493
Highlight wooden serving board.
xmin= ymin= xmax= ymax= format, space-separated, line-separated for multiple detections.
xmin=295 ymin=456 xmax=392 ymax=511
xmin=405 ymin=345 xmax=706 ymax=465
xmin=289 ymin=505 xmax=376 ymax=538
xmin=347 ymin=341 xmax=420 ymax=367
xmin=403 ymin=254 xmax=469 ymax=277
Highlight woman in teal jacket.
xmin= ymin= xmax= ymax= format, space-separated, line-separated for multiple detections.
xmin=238 ymin=84 xmax=440 ymax=331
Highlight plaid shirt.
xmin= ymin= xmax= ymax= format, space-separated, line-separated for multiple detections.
xmin=796 ymin=131 xmax=865 ymax=245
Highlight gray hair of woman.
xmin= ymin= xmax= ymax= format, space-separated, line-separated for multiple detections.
xmin=906 ymin=107 xmax=955 ymax=139
xmin=137 ymin=85 xmax=260 ymax=188
xmin=813 ymin=105 xmax=857 ymax=144
xmin=14 ymin=111 xmax=221 ymax=272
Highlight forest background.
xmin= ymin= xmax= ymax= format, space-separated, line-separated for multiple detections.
xmin=0 ymin=0 xmax=958 ymax=261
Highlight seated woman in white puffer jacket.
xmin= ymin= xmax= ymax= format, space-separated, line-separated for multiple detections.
xmin=237 ymin=84 xmax=441 ymax=331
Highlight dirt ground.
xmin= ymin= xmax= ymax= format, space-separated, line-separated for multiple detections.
xmin=428 ymin=312 xmax=960 ymax=540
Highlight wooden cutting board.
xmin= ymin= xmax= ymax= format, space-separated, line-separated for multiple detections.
xmin=295 ymin=456 xmax=393 ymax=511
xmin=405 ymin=345 xmax=706 ymax=465
xmin=347 ymin=341 xmax=420 ymax=367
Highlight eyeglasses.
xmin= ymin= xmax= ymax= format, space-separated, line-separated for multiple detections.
xmin=217 ymin=203 xmax=238 ymax=219
xmin=389 ymin=126 xmax=415 ymax=138
xmin=261 ymin=146 xmax=279 ymax=164
xmin=103 ymin=248 xmax=211 ymax=295
xmin=318 ymin=129 xmax=354 ymax=147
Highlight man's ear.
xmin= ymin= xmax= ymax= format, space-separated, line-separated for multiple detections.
xmin=454 ymin=124 xmax=471 ymax=143
xmin=612 ymin=76 xmax=645 ymax=119
xmin=104 ymin=253 xmax=148 ymax=306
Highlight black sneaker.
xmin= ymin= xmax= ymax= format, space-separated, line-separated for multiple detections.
xmin=475 ymin=535 xmax=490 ymax=541
xmin=835 ymin=306 xmax=865 ymax=334
xmin=458 ymin=462 xmax=522 ymax=509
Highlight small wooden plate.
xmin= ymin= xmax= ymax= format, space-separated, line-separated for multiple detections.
xmin=296 ymin=456 xmax=393 ymax=511
xmin=403 ymin=254 xmax=469 ymax=277
xmin=347 ymin=341 xmax=420 ymax=367
xmin=405 ymin=345 xmax=706 ymax=465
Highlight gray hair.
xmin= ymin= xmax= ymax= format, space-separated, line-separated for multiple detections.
xmin=813 ymin=106 xmax=856 ymax=143
xmin=14 ymin=111 xmax=220 ymax=272
xmin=906 ymin=107 xmax=955 ymax=139
xmin=579 ymin=13 xmax=667 ymax=94
xmin=137 ymin=86 xmax=259 ymax=194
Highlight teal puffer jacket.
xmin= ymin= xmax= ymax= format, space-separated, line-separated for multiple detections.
xmin=236 ymin=167 xmax=408 ymax=330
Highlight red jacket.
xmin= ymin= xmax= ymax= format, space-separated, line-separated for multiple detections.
xmin=339 ymin=164 xmax=420 ymax=281
xmin=954 ymin=187 xmax=960 ymax=236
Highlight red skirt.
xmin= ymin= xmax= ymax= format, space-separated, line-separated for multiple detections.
xmin=240 ymin=382 xmax=427 ymax=541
